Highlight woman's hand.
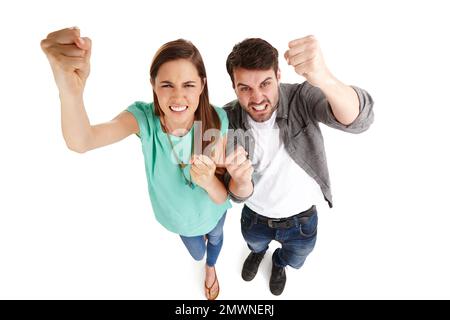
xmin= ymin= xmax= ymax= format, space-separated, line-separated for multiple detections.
xmin=41 ymin=27 xmax=92 ymax=97
xmin=190 ymin=154 xmax=217 ymax=190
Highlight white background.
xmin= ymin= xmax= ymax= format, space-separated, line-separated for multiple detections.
xmin=1 ymin=0 xmax=449 ymax=299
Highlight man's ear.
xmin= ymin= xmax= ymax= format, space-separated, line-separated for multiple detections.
xmin=276 ymin=69 xmax=281 ymax=81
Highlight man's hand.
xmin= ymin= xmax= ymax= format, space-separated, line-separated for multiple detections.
xmin=225 ymin=146 xmax=253 ymax=185
xmin=40 ymin=27 xmax=92 ymax=96
xmin=284 ymin=35 xmax=334 ymax=88
xmin=190 ymin=154 xmax=217 ymax=190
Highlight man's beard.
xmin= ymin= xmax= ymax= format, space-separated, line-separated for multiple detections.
xmin=247 ymin=101 xmax=278 ymax=122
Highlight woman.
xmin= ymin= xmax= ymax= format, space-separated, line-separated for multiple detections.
xmin=40 ymin=27 xmax=254 ymax=300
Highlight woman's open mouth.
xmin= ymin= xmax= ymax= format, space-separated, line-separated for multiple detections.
xmin=169 ymin=105 xmax=188 ymax=112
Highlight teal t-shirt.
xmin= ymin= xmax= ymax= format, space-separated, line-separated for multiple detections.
xmin=126 ymin=102 xmax=231 ymax=236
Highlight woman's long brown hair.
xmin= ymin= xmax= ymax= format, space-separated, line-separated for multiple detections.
xmin=150 ymin=39 xmax=225 ymax=175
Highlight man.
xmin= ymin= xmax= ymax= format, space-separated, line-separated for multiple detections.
xmin=223 ymin=36 xmax=374 ymax=295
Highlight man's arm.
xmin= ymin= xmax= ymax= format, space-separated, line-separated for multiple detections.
xmin=314 ymin=75 xmax=359 ymax=126
xmin=223 ymin=171 xmax=254 ymax=203
xmin=285 ymin=35 xmax=374 ymax=130
xmin=225 ymin=145 xmax=254 ymax=201
xmin=223 ymin=134 xmax=254 ymax=202
xmin=221 ymin=106 xmax=254 ymax=202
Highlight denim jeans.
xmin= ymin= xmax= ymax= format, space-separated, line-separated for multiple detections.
xmin=241 ymin=205 xmax=318 ymax=269
xmin=180 ymin=213 xmax=226 ymax=267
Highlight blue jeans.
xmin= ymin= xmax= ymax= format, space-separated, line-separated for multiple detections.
xmin=180 ymin=213 xmax=226 ymax=267
xmin=241 ymin=205 xmax=318 ymax=269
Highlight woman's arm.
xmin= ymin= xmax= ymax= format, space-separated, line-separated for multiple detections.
xmin=201 ymin=175 xmax=228 ymax=204
xmin=41 ymin=27 xmax=139 ymax=153
xmin=190 ymin=155 xmax=228 ymax=204
xmin=59 ymin=96 xmax=139 ymax=153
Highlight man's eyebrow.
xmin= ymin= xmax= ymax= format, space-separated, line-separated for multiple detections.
xmin=260 ymin=77 xmax=273 ymax=84
xmin=236 ymin=77 xmax=273 ymax=87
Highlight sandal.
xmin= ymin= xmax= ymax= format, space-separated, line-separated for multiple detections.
xmin=204 ymin=266 xmax=220 ymax=300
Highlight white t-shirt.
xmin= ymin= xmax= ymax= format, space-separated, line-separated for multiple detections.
xmin=246 ymin=111 xmax=323 ymax=218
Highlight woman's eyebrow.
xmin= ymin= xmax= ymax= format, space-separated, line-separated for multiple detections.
xmin=159 ymin=80 xmax=197 ymax=85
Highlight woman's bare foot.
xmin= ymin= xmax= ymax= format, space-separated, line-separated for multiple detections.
xmin=204 ymin=265 xmax=219 ymax=300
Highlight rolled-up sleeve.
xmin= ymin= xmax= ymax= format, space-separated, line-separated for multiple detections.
xmin=302 ymin=82 xmax=375 ymax=134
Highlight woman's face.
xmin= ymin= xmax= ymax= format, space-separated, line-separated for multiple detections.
xmin=153 ymin=59 xmax=204 ymax=126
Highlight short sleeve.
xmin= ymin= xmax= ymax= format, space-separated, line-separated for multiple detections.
xmin=214 ymin=106 xmax=229 ymax=137
xmin=125 ymin=101 xmax=152 ymax=139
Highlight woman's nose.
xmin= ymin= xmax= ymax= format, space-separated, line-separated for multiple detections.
xmin=172 ymin=87 xmax=185 ymax=101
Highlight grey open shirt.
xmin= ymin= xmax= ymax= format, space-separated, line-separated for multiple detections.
xmin=223 ymin=82 xmax=374 ymax=208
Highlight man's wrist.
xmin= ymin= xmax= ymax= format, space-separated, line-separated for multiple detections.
xmin=315 ymin=72 xmax=337 ymax=90
xmin=229 ymin=177 xmax=253 ymax=197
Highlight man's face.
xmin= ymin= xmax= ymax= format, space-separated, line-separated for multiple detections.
xmin=233 ymin=68 xmax=280 ymax=122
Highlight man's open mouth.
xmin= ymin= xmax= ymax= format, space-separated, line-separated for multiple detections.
xmin=251 ymin=103 xmax=269 ymax=112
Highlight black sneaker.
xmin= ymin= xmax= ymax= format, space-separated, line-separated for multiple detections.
xmin=269 ymin=262 xmax=286 ymax=295
xmin=241 ymin=251 xmax=265 ymax=281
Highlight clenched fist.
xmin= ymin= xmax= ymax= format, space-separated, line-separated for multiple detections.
xmin=40 ymin=27 xmax=92 ymax=96
xmin=190 ymin=154 xmax=217 ymax=190
xmin=284 ymin=35 xmax=334 ymax=88
xmin=225 ymin=146 xmax=253 ymax=185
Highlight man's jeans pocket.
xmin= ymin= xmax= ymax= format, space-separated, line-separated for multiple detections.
xmin=241 ymin=212 xmax=254 ymax=230
xmin=298 ymin=211 xmax=318 ymax=238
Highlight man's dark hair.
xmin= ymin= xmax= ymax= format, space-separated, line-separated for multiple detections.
xmin=226 ymin=38 xmax=279 ymax=87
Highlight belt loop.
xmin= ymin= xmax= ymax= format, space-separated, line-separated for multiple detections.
xmin=251 ymin=211 xmax=258 ymax=225
xmin=293 ymin=216 xmax=300 ymax=228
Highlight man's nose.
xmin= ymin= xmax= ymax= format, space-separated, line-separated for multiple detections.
xmin=250 ymin=89 xmax=264 ymax=103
